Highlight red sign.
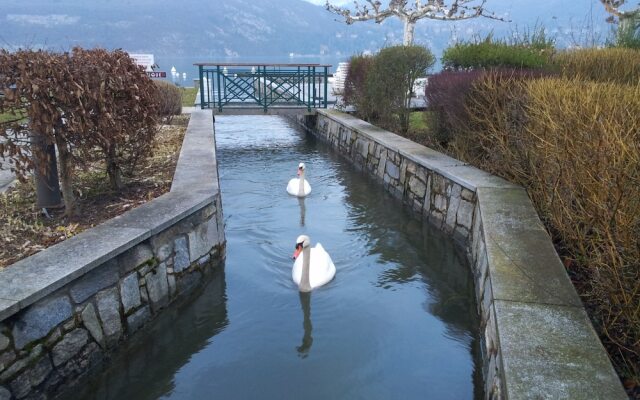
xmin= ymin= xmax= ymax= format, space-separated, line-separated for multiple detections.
xmin=146 ymin=71 xmax=166 ymax=78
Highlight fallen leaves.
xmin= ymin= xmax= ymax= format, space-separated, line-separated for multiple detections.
xmin=0 ymin=119 xmax=187 ymax=268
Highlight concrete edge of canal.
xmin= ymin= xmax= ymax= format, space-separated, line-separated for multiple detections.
xmin=0 ymin=109 xmax=225 ymax=400
xmin=298 ymin=109 xmax=627 ymax=400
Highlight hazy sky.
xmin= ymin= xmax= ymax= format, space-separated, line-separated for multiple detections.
xmin=303 ymin=0 xmax=350 ymax=5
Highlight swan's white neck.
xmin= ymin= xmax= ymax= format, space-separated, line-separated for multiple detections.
xmin=298 ymin=169 xmax=305 ymax=197
xmin=299 ymin=246 xmax=311 ymax=292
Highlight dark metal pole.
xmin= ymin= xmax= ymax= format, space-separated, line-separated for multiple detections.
xmin=198 ymin=65 xmax=205 ymax=109
xmin=216 ymin=66 xmax=223 ymax=113
xmin=30 ymin=133 xmax=62 ymax=208
xmin=324 ymin=66 xmax=328 ymax=109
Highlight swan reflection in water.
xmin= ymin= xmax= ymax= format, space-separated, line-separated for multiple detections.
xmin=298 ymin=197 xmax=306 ymax=227
xmin=297 ymin=291 xmax=313 ymax=358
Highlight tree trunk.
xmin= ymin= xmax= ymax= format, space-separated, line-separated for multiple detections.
xmin=403 ymin=18 xmax=416 ymax=45
xmin=106 ymin=145 xmax=123 ymax=191
xmin=54 ymin=136 xmax=78 ymax=217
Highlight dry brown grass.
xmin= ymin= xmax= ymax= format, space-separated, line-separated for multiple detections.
xmin=456 ymin=74 xmax=640 ymax=387
xmin=0 ymin=120 xmax=188 ymax=268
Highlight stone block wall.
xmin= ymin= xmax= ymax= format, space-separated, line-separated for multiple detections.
xmin=0 ymin=109 xmax=224 ymax=400
xmin=303 ymin=110 xmax=626 ymax=400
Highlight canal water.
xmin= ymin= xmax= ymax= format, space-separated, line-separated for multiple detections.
xmin=72 ymin=116 xmax=481 ymax=399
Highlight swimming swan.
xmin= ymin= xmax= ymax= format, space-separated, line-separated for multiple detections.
xmin=287 ymin=163 xmax=311 ymax=197
xmin=292 ymin=235 xmax=336 ymax=292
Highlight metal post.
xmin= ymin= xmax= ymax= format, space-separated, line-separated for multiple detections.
xmin=30 ymin=133 xmax=62 ymax=208
xmin=263 ymin=65 xmax=268 ymax=113
xmin=307 ymin=66 xmax=311 ymax=111
xmin=216 ymin=65 xmax=223 ymax=113
xmin=198 ymin=65 xmax=205 ymax=109
xmin=300 ymin=66 xmax=304 ymax=106
xmin=312 ymin=66 xmax=317 ymax=110
xmin=324 ymin=66 xmax=328 ymax=109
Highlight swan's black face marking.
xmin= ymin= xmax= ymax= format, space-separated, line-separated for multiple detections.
xmin=293 ymin=242 xmax=304 ymax=260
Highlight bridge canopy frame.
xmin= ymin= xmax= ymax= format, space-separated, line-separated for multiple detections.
xmin=195 ymin=62 xmax=331 ymax=114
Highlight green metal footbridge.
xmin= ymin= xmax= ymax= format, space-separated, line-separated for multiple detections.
xmin=195 ymin=63 xmax=331 ymax=115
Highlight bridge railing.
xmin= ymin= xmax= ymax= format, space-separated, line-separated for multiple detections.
xmin=195 ymin=63 xmax=330 ymax=113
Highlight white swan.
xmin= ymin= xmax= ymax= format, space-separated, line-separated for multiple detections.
xmin=286 ymin=163 xmax=311 ymax=197
xmin=292 ymin=235 xmax=336 ymax=292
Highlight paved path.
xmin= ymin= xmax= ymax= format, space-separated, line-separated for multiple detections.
xmin=0 ymin=162 xmax=15 ymax=193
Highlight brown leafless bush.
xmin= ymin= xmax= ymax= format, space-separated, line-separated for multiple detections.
xmin=0 ymin=48 xmax=160 ymax=215
xmin=154 ymin=80 xmax=182 ymax=123
xmin=0 ymin=49 xmax=85 ymax=215
xmin=70 ymin=48 xmax=159 ymax=190
xmin=459 ymin=75 xmax=640 ymax=381
xmin=554 ymin=47 xmax=640 ymax=85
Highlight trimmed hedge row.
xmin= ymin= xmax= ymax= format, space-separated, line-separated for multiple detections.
xmin=553 ymin=47 xmax=640 ymax=85
xmin=442 ymin=40 xmax=552 ymax=70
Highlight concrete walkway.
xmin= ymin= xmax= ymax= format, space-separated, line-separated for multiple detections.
xmin=0 ymin=160 xmax=15 ymax=193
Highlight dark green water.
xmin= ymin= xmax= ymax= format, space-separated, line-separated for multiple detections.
xmin=73 ymin=116 xmax=481 ymax=399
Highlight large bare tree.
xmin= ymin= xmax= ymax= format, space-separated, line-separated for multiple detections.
xmin=600 ymin=0 xmax=640 ymax=19
xmin=600 ymin=0 xmax=640 ymax=45
xmin=325 ymin=0 xmax=502 ymax=45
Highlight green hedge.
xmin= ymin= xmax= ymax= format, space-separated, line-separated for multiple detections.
xmin=442 ymin=41 xmax=552 ymax=70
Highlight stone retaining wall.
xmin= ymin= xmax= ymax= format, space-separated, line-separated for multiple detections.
xmin=0 ymin=109 xmax=224 ymax=400
xmin=303 ymin=110 xmax=626 ymax=400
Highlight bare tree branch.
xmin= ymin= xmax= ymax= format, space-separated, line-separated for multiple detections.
xmin=600 ymin=0 xmax=640 ymax=18
xmin=326 ymin=0 xmax=504 ymax=44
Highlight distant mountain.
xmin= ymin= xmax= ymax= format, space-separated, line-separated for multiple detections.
xmin=1 ymin=0 xmax=612 ymax=68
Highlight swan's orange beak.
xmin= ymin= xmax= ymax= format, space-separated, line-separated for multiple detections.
xmin=297 ymin=168 xmax=302 ymax=177
xmin=292 ymin=244 xmax=302 ymax=260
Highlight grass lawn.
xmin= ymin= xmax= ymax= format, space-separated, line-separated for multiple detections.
xmin=181 ymin=87 xmax=198 ymax=107
xmin=409 ymin=111 xmax=428 ymax=132
xmin=0 ymin=110 xmax=26 ymax=124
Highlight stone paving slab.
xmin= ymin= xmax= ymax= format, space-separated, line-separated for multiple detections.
xmin=171 ymin=109 xmax=219 ymax=193
xmin=478 ymin=187 xmax=582 ymax=307
xmin=0 ymin=225 xmax=147 ymax=320
xmin=0 ymin=299 xmax=19 ymax=320
xmin=494 ymin=299 xmax=627 ymax=399
xmin=0 ymin=190 xmax=214 ymax=320
xmin=108 ymin=190 xmax=213 ymax=236
xmin=436 ymin=165 xmax=517 ymax=191
xmin=399 ymin=145 xmax=466 ymax=168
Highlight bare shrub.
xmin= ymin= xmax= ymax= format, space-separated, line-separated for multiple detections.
xmin=425 ymin=70 xmax=485 ymax=145
xmin=554 ymin=47 xmax=640 ymax=85
xmin=71 ymin=47 xmax=159 ymax=190
xmin=343 ymin=54 xmax=375 ymax=121
xmin=427 ymin=68 xmax=551 ymax=149
xmin=154 ymin=80 xmax=182 ymax=123
xmin=460 ymin=75 xmax=640 ymax=380
xmin=0 ymin=47 xmax=160 ymax=216
xmin=367 ymin=45 xmax=435 ymax=134
xmin=0 ymin=50 xmax=84 ymax=215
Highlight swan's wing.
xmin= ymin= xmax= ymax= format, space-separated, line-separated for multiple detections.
xmin=286 ymin=178 xmax=298 ymax=195
xmin=312 ymin=244 xmax=334 ymax=269
xmin=310 ymin=243 xmax=336 ymax=287
xmin=292 ymin=256 xmax=303 ymax=284
xmin=303 ymin=179 xmax=312 ymax=195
